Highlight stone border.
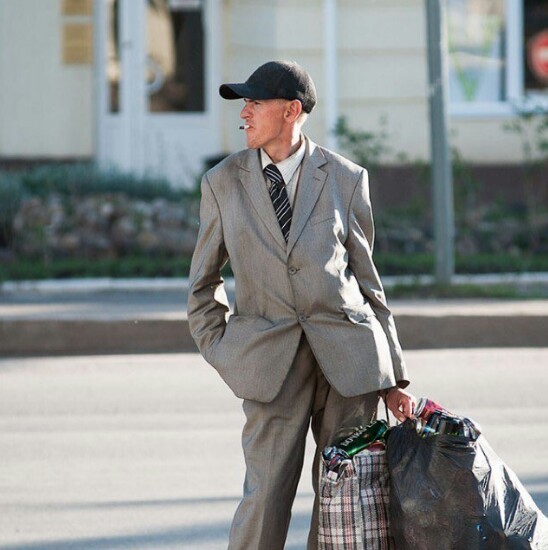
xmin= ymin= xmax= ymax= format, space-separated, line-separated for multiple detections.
xmin=1 ymin=272 xmax=547 ymax=294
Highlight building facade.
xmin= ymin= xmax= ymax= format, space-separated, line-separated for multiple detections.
xmin=0 ymin=0 xmax=546 ymax=188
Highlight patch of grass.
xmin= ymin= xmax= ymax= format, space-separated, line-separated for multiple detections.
xmin=0 ymin=253 xmax=545 ymax=290
xmin=374 ymin=253 xmax=434 ymax=275
xmin=0 ymin=256 xmax=191 ymax=281
xmin=387 ymin=282 xmax=548 ymax=300
xmin=374 ymin=253 xmax=548 ymax=276
xmin=455 ymin=253 xmax=548 ymax=274
xmin=0 ymin=255 xmax=235 ymax=282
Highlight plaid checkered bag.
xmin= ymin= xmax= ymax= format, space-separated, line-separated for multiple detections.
xmin=318 ymin=450 xmax=394 ymax=550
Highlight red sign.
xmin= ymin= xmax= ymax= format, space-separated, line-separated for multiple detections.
xmin=528 ymin=30 xmax=548 ymax=83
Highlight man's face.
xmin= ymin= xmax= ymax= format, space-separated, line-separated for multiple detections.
xmin=240 ymin=98 xmax=289 ymax=151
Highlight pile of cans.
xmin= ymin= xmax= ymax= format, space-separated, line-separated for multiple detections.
xmin=415 ymin=397 xmax=481 ymax=440
xmin=322 ymin=420 xmax=389 ymax=472
xmin=323 ymin=399 xmax=481 ymax=472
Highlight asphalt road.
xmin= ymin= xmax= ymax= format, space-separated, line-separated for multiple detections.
xmin=1 ymin=349 xmax=547 ymax=549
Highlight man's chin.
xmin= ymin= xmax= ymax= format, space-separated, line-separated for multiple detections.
xmin=245 ymin=139 xmax=260 ymax=150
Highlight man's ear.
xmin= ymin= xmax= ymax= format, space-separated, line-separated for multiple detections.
xmin=285 ymin=100 xmax=303 ymax=122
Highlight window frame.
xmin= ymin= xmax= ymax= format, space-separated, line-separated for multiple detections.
xmin=448 ymin=0 xmax=548 ymax=118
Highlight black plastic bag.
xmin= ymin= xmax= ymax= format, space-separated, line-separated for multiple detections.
xmin=386 ymin=420 xmax=548 ymax=549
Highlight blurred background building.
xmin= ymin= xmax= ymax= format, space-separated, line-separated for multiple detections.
xmin=0 ymin=0 xmax=546 ymax=282
xmin=1 ymin=0 xmax=547 ymax=187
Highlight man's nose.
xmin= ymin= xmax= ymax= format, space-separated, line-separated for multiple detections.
xmin=240 ymin=103 xmax=250 ymax=118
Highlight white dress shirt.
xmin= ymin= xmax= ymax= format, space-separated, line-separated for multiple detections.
xmin=260 ymin=137 xmax=306 ymax=207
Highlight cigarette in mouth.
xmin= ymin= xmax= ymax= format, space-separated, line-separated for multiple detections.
xmin=239 ymin=124 xmax=250 ymax=130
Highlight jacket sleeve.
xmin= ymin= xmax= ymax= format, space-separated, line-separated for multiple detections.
xmin=345 ymin=169 xmax=409 ymax=387
xmin=187 ymin=173 xmax=230 ymax=364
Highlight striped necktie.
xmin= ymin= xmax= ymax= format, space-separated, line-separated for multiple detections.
xmin=264 ymin=163 xmax=292 ymax=242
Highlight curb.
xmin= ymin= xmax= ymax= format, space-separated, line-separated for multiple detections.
xmin=0 ymin=319 xmax=194 ymax=356
xmin=1 ymin=314 xmax=547 ymax=357
xmin=1 ymin=274 xmax=546 ymax=356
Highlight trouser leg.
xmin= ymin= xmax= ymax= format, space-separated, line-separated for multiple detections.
xmin=228 ymin=335 xmax=318 ymax=550
xmin=307 ymin=375 xmax=379 ymax=550
xmin=227 ymin=333 xmax=380 ymax=550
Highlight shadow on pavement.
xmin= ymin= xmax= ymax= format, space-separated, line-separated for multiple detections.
xmin=1 ymin=523 xmax=229 ymax=550
xmin=27 ymin=495 xmax=244 ymax=511
xmin=1 ymin=517 xmax=311 ymax=550
xmin=2 ymin=505 xmax=313 ymax=550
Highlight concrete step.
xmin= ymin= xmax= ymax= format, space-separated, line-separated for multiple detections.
xmin=1 ymin=286 xmax=546 ymax=356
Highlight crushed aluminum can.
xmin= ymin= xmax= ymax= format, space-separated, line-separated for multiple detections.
xmin=415 ymin=397 xmax=482 ymax=441
xmin=322 ymin=446 xmax=350 ymax=472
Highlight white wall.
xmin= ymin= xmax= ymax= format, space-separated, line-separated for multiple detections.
xmin=0 ymin=0 xmax=530 ymax=165
xmin=450 ymin=117 xmax=526 ymax=163
xmin=336 ymin=0 xmax=429 ymax=161
xmin=220 ymin=0 xmax=336 ymax=153
xmin=0 ymin=0 xmax=93 ymax=157
xmin=220 ymin=0 xmax=431 ymax=161
xmin=221 ymin=0 xmax=528 ymax=165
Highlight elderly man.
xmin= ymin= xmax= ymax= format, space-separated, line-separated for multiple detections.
xmin=187 ymin=60 xmax=415 ymax=549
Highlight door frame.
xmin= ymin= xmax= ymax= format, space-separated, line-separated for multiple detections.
xmin=93 ymin=0 xmax=222 ymax=186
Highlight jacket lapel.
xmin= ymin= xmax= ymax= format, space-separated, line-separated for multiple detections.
xmin=238 ymin=149 xmax=287 ymax=250
xmin=286 ymin=139 xmax=328 ymax=255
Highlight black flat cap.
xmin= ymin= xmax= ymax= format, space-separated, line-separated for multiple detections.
xmin=219 ymin=60 xmax=317 ymax=113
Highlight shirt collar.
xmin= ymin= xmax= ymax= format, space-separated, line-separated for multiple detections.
xmin=260 ymin=136 xmax=306 ymax=184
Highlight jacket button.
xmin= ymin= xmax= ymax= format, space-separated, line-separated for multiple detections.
xmin=288 ymin=266 xmax=297 ymax=275
xmin=298 ymin=314 xmax=307 ymax=322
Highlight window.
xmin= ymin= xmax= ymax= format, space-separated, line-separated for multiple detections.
xmin=446 ymin=0 xmax=548 ymax=116
xmin=107 ymin=0 xmax=121 ymax=113
xmin=146 ymin=0 xmax=205 ymax=113
xmin=105 ymin=0 xmax=205 ymax=114
xmin=447 ymin=0 xmax=506 ymax=105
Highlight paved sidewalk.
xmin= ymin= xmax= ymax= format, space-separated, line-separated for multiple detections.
xmin=1 ymin=349 xmax=547 ymax=549
xmin=0 ymin=277 xmax=547 ymax=356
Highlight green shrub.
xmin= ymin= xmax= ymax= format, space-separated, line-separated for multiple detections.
xmin=0 ymin=171 xmax=24 ymax=248
xmin=18 ymin=163 xmax=191 ymax=201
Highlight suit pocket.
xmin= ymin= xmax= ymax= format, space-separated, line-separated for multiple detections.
xmin=212 ymin=314 xmax=274 ymax=361
xmin=342 ymin=302 xmax=375 ymax=324
xmin=310 ymin=211 xmax=335 ymax=226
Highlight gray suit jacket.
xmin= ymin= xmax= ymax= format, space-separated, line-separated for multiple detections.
xmin=187 ymin=136 xmax=409 ymax=403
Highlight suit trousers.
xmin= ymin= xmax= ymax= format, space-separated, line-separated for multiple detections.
xmin=228 ymin=333 xmax=379 ymax=550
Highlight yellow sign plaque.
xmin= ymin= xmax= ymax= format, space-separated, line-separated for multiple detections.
xmin=62 ymin=0 xmax=93 ymax=16
xmin=62 ymin=23 xmax=93 ymax=64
